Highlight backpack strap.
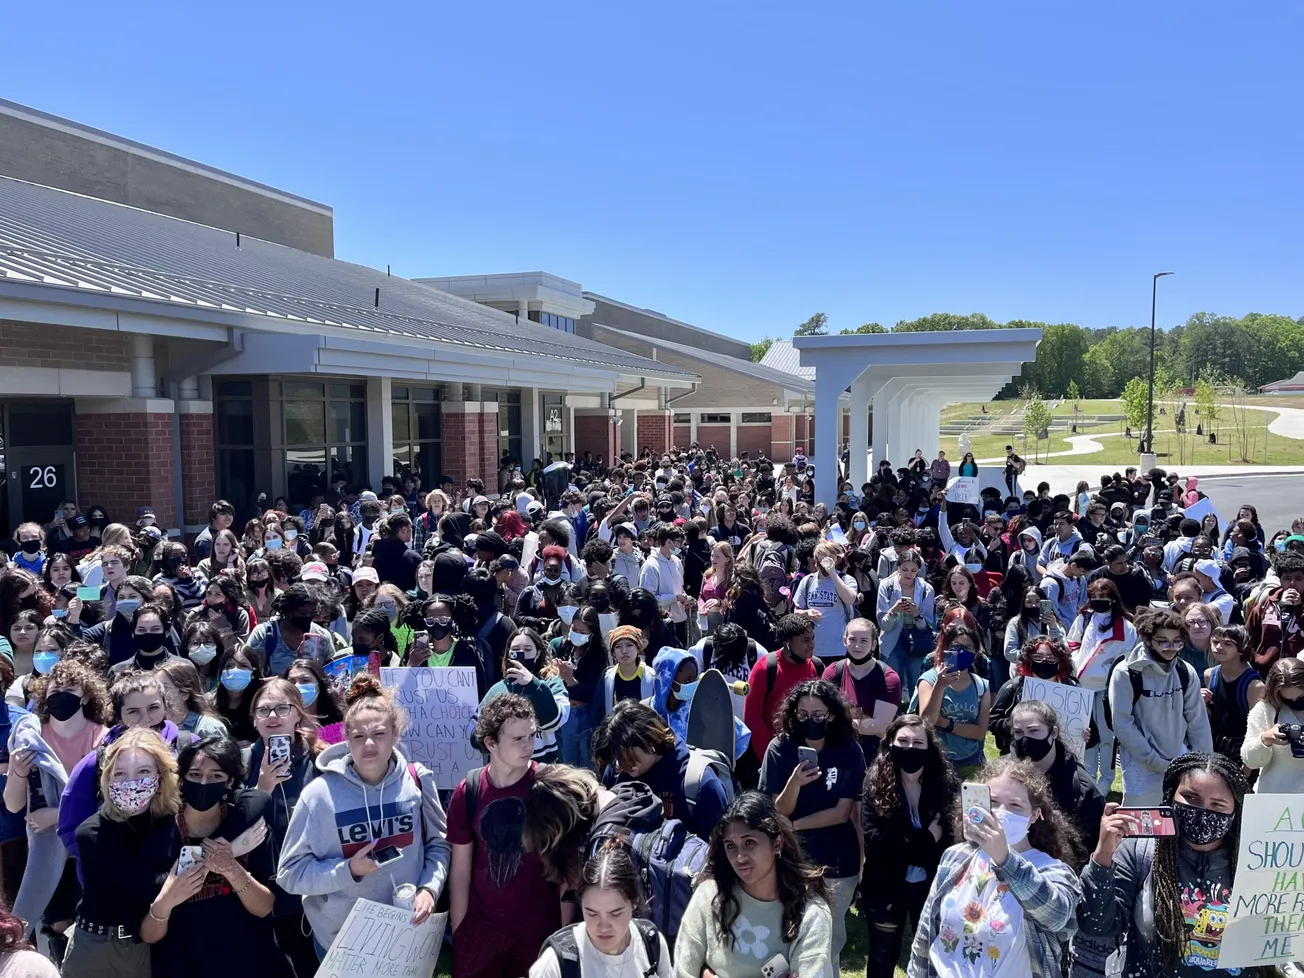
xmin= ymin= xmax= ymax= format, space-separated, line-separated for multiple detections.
xmin=631 ymin=918 xmax=661 ymax=978
xmin=765 ymin=652 xmax=778 ymax=696
xmin=540 ymin=926 xmax=582 ymax=978
xmin=463 ymin=766 xmax=485 ymax=824
xmin=683 ymin=749 xmax=711 ymax=812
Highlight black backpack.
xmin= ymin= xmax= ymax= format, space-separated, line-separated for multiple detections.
xmin=1101 ymin=657 xmax=1194 ymax=731
xmin=763 ymin=651 xmax=825 ymax=696
xmin=540 ymin=920 xmax=661 ymax=978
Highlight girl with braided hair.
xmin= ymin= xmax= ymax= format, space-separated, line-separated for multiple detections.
xmin=1078 ymin=751 xmax=1264 ymax=977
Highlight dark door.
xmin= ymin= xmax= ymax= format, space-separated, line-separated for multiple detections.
xmin=7 ymin=450 xmax=76 ymax=533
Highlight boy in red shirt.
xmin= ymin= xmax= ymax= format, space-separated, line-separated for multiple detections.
xmin=742 ymin=614 xmax=819 ymax=786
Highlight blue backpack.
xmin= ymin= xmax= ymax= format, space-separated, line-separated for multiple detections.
xmin=586 ymin=816 xmax=708 ymax=939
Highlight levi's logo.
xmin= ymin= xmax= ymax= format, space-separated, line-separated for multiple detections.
xmin=335 ymin=801 xmax=415 ymax=856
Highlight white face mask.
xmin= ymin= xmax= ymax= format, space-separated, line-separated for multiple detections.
xmin=190 ymin=643 xmax=218 ymax=666
xmin=569 ymin=631 xmax=590 ymax=647
xmin=994 ymin=807 xmax=1032 ymax=847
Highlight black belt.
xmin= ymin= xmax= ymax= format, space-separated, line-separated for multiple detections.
xmin=75 ymin=918 xmax=132 ymax=940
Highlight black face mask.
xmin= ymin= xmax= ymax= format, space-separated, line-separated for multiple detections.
xmin=250 ymin=578 xmax=269 ymax=589
xmin=1089 ymin=599 xmax=1113 ymax=614
xmin=1172 ymin=801 xmax=1235 ymax=845
xmin=1013 ymin=734 xmax=1054 ymax=763
xmin=429 ymin=621 xmax=455 ymax=640
xmin=288 ymin=615 xmax=315 ymax=633
xmin=46 ymin=690 xmax=84 ymax=722
xmin=798 ymin=717 xmax=829 ymax=742
xmin=1029 ymin=659 xmax=1060 ymax=680
xmin=890 ymin=744 xmax=927 ymax=774
xmin=181 ymin=779 xmax=229 ymax=813
xmin=18 ymin=540 xmax=42 ymax=555
xmin=847 ymin=647 xmax=876 ymax=665
xmin=135 ymin=633 xmax=166 ymax=655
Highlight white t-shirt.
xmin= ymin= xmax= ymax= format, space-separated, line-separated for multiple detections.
xmin=528 ymin=923 xmax=671 ymax=978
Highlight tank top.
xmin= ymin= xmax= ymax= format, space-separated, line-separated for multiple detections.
xmin=1209 ymin=664 xmax=1256 ymax=758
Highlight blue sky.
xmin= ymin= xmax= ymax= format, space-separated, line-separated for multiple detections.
xmin=3 ymin=1 xmax=1300 ymax=341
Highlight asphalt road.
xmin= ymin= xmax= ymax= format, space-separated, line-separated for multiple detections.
xmin=1193 ymin=474 xmax=1302 ymax=536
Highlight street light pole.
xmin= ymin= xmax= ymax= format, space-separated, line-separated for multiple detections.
xmin=1143 ymin=271 xmax=1174 ymax=455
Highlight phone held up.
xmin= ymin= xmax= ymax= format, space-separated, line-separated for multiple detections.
xmin=797 ymin=746 xmax=819 ymax=771
xmin=1117 ymin=806 xmax=1177 ymax=837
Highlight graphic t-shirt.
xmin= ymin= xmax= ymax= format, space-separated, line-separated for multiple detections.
xmin=446 ymin=763 xmax=560 ymax=934
xmin=758 ymin=737 xmax=865 ymax=879
xmin=1180 ymin=875 xmax=1239 ymax=973
xmin=613 ymin=667 xmax=647 ymax=705
xmin=794 ymin=572 xmax=855 ymax=663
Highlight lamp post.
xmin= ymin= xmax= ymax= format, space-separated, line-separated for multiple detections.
xmin=1142 ymin=271 xmax=1174 ymax=456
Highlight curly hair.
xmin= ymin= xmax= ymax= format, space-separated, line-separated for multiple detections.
xmin=32 ymin=658 xmax=113 ymax=726
xmin=777 ymin=679 xmax=856 ymax=747
xmin=473 ymin=692 xmax=536 ymax=750
xmin=958 ymin=757 xmax=1085 ymax=870
xmin=704 ymin=792 xmax=830 ymax=948
xmin=1153 ymin=753 xmax=1249 ymax=972
xmin=866 ymin=714 xmax=958 ymax=820
xmin=1014 ymin=636 xmax=1074 ymax=681
xmin=1135 ymin=606 xmax=1187 ymax=645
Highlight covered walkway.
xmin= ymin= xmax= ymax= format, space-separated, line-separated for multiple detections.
xmin=794 ymin=329 xmax=1042 ymax=507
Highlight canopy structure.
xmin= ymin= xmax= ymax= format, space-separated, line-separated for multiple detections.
xmin=794 ymin=329 xmax=1043 ymax=507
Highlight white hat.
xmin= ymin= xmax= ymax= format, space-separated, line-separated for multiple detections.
xmin=1194 ymin=558 xmax=1221 ymax=581
xmin=301 ymin=562 xmax=330 ymax=582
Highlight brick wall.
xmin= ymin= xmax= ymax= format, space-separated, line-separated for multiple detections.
xmin=179 ymin=413 xmax=215 ymax=526
xmin=441 ymin=409 xmax=479 ymax=488
xmin=0 ymin=322 xmax=130 ymax=370
xmin=575 ymin=414 xmax=618 ymax=463
xmin=672 ymin=424 xmax=691 ymax=448
xmin=736 ymin=424 xmax=772 ymax=459
xmin=477 ymin=410 xmax=499 ymax=490
xmin=772 ymin=413 xmax=795 ymax=460
xmin=75 ymin=411 xmax=177 ymax=528
xmin=695 ymin=424 xmax=730 ymax=454
xmin=636 ymin=412 xmax=672 ymax=455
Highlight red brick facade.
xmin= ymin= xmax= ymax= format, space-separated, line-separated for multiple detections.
xmin=179 ymin=411 xmax=215 ymax=526
xmin=672 ymin=424 xmax=691 ymax=447
xmin=771 ymin=413 xmax=795 ymax=459
xmin=75 ymin=411 xmax=177 ymax=529
xmin=574 ymin=412 xmax=619 ymax=464
xmin=636 ymin=411 xmax=672 ymax=455
xmin=735 ymin=424 xmax=772 ymax=459
xmin=695 ymin=424 xmax=730 ymax=454
xmin=0 ymin=322 xmax=130 ymax=370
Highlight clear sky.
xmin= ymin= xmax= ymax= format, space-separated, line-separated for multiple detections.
xmin=3 ymin=0 xmax=1301 ymax=341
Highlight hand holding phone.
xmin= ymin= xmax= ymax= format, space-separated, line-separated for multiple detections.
xmin=960 ymin=782 xmax=991 ymax=842
xmin=1116 ymin=806 xmax=1176 ymax=837
xmin=797 ymin=746 xmax=820 ymax=770
xmin=761 ymin=954 xmax=791 ymax=978
xmin=176 ymin=845 xmax=203 ymax=876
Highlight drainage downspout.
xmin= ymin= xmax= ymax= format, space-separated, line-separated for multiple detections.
xmin=665 ymin=383 xmax=698 ymax=406
xmin=609 ymin=379 xmax=646 ymax=403
xmin=169 ymin=381 xmax=185 ymax=541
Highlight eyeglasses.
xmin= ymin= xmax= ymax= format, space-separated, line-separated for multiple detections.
xmin=254 ymin=704 xmax=295 ymax=720
xmin=795 ymin=711 xmax=830 ymax=723
xmin=1186 ymin=617 xmax=1210 ymax=628
xmin=424 ymin=617 xmax=452 ymax=628
xmin=1153 ymin=639 xmax=1184 ymax=649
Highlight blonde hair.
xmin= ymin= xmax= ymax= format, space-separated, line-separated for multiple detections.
xmin=99 ymin=726 xmax=180 ymax=822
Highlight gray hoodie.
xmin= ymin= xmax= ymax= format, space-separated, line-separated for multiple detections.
xmin=1109 ymin=642 xmax=1213 ymax=776
xmin=276 ymin=742 xmax=450 ymax=947
xmin=8 ymin=712 xmax=68 ymax=933
xmin=1009 ymin=524 xmax=1044 ymax=586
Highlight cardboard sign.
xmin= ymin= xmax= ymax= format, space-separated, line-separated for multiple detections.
xmin=1219 ymin=794 xmax=1304 ymax=969
xmin=946 ymin=476 xmax=980 ymax=506
xmin=1019 ymin=677 xmax=1093 ymax=759
xmin=379 ymin=667 xmax=480 ymax=789
xmin=1183 ymin=496 xmax=1226 ymax=535
xmin=315 ymin=898 xmax=446 ymax=978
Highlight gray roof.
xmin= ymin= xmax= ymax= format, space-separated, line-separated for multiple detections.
xmin=759 ymin=338 xmax=814 ymax=380
xmin=1261 ymin=371 xmax=1304 ymax=391
xmin=597 ymin=326 xmax=812 ymax=393
xmin=0 ymin=176 xmax=695 ymax=381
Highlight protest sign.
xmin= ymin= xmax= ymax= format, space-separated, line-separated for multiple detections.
xmin=946 ymin=476 xmax=980 ymax=506
xmin=324 ymin=655 xmax=378 ymax=694
xmin=1219 ymin=794 xmax=1304 ymax=969
xmin=1020 ymin=677 xmax=1093 ymax=758
xmin=1183 ymin=497 xmax=1226 ymax=535
xmin=380 ymin=667 xmax=480 ymax=789
xmin=826 ymin=524 xmax=849 ymax=545
xmin=315 ymin=898 xmax=446 ymax=978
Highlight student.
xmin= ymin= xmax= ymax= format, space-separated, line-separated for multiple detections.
xmin=1078 ymin=753 xmax=1249 ymax=976
xmin=244 ymin=679 xmax=321 ymax=978
xmin=638 ymin=523 xmax=690 ymax=645
xmin=821 ymin=617 xmax=901 ymax=764
xmin=908 ymin=758 xmax=1083 ymax=977
xmin=674 ymin=792 xmax=833 ymax=978
xmin=742 ymin=614 xmax=820 ymax=772
xmin=792 ymin=542 xmax=857 ymax=665
xmin=156 ymin=656 xmax=227 ymax=738
xmin=758 ymin=676 xmax=865 ymax=961
xmin=876 ymin=550 xmax=938 ymax=695
xmin=593 ymin=625 xmax=655 ymax=727
xmin=413 ymin=596 xmax=490 ymax=696
xmin=1241 ymin=656 xmax=1304 ymax=792
xmin=450 ymin=694 xmax=562 ymax=978
xmin=910 ymin=622 xmax=990 ymax=774
xmin=67 ymin=574 xmax=159 ymax=667
xmin=1203 ymin=625 xmax=1264 ymax=768
xmin=106 ymin=602 xmax=184 ymax=682
xmin=529 ymin=846 xmax=671 ymax=978
xmin=277 ymin=674 xmax=450 ymax=954
xmin=1067 ymin=579 xmax=1137 ymax=795
xmin=989 ymin=636 xmax=1078 ymax=754
xmin=1110 ymin=608 xmax=1213 ymax=805
xmin=286 ymin=658 xmax=345 ymax=728
xmin=591 ymin=700 xmax=728 ymax=842
xmin=214 ymin=643 xmax=265 ymax=745
xmin=476 ymin=629 xmax=569 ymax=763
xmin=1008 ymin=699 xmax=1103 ymax=854
xmin=245 ymin=584 xmax=334 ymax=678
xmin=551 ymin=604 xmax=607 ymax=769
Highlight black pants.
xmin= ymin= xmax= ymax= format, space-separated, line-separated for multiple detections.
xmin=273 ymin=913 xmax=321 ymax=978
xmin=1004 ymin=470 xmax=1018 ymax=497
xmin=862 ymin=878 xmax=930 ymax=978
xmin=735 ymin=749 xmax=761 ymax=792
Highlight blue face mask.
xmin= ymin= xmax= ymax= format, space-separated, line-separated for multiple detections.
xmin=1277 ymin=539 xmax=1288 ymax=554
xmin=220 ymin=668 xmax=252 ymax=692
xmin=675 ymin=679 xmax=700 ymax=700
xmin=51 ymin=608 xmax=68 ymax=619
xmin=264 ymin=538 xmax=283 ymax=550
xmin=32 ymin=652 xmax=59 ymax=675
xmin=116 ymin=598 xmax=141 ymax=618
xmin=296 ymin=683 xmax=319 ymax=706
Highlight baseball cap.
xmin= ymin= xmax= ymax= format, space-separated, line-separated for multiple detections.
xmin=301 ymin=562 xmax=330 ymax=583
xmin=358 ymin=491 xmax=379 ymax=502
xmin=137 ymin=506 xmax=156 ymax=520
xmin=140 ymin=525 xmax=163 ymax=542
xmin=352 ymin=566 xmax=380 ymax=585
xmin=1194 ymin=558 xmax=1221 ymax=580
xmin=67 ymin=514 xmax=88 ymax=529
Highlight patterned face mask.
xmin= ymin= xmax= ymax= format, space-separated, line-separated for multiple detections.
xmin=1172 ymin=801 xmax=1235 ymax=845
xmin=108 ymin=776 xmax=159 ymax=815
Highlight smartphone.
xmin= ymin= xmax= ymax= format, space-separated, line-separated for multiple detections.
xmin=1039 ymin=599 xmax=1056 ymax=619
xmin=176 ymin=845 xmax=203 ymax=875
xmin=944 ymin=649 xmax=976 ymax=672
xmin=412 ymin=630 xmax=429 ymax=651
xmin=372 ymin=844 xmax=403 ymax=865
xmin=961 ymin=782 xmax=991 ymax=816
xmin=797 ymin=746 xmax=819 ymax=770
xmin=76 ymin=585 xmax=100 ymax=602
xmin=1117 ymin=806 xmax=1177 ymax=837
xmin=268 ymin=735 xmax=292 ymax=766
xmin=761 ymin=954 xmax=791 ymax=978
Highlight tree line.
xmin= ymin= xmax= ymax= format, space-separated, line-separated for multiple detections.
xmin=749 ymin=311 xmax=1304 ymax=398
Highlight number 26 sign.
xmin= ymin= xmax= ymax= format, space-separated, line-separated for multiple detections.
xmin=27 ymin=466 xmax=59 ymax=489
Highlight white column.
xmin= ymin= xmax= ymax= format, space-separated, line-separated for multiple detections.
xmin=813 ymin=375 xmax=842 ymax=508
xmin=179 ymin=375 xmax=200 ymax=400
xmin=365 ymin=375 xmax=394 ymax=488
xmin=517 ymin=299 xmax=529 ymax=320
xmin=729 ymin=417 xmax=737 ymax=458
xmin=916 ymin=396 xmax=944 ymax=464
xmin=849 ymin=375 xmax=873 ymax=489
xmin=872 ymin=388 xmax=892 ymax=468
xmin=520 ymin=387 xmax=541 ymax=463
xmin=130 ymin=334 xmax=156 ymax=398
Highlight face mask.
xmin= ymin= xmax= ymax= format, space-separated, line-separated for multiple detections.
xmin=116 ymin=599 xmax=141 ymax=618
xmin=1089 ymin=599 xmax=1113 ymax=614
xmin=568 ymin=631 xmax=590 ymax=647
xmin=964 ymin=562 xmax=983 ymax=573
xmin=135 ymin=633 xmax=166 ymax=655
xmin=264 ymin=537 xmax=283 ymax=550
xmin=32 ymin=652 xmax=60 ymax=675
xmin=221 ymin=668 xmax=252 ymax=692
xmin=994 ymin=807 xmax=1032 ymax=847
xmin=1029 ymin=659 xmax=1060 ymax=680
xmin=599 ymin=613 xmax=619 ymax=639
xmin=542 ymin=573 xmax=562 ymax=586
xmin=1276 ymin=539 xmax=1288 ymax=554
xmin=250 ymin=578 xmax=269 ymax=590
xmin=288 ymin=614 xmax=316 ymax=633
xmin=429 ymin=621 xmax=454 ymax=641
xmin=296 ymin=682 xmax=319 ymax=706
xmin=847 ymin=646 xmax=875 ymax=665
xmin=799 ymin=717 xmax=829 ymax=741
xmin=1172 ymin=801 xmax=1235 ymax=844
xmin=1013 ymin=734 xmax=1054 ymax=763
xmin=46 ymin=689 xmax=83 ymax=721
xmin=18 ymin=540 xmax=42 ymax=555
xmin=890 ymin=744 xmax=927 ymax=774
xmin=670 ymin=546 xmax=682 ymax=557
xmin=108 ymin=775 xmax=159 ymax=815
xmin=917 ymin=505 xmax=929 ymax=514
xmin=558 ymin=606 xmax=578 ymax=625
xmin=675 ymin=679 xmax=700 ymax=700
xmin=853 ymin=521 xmax=866 ymax=531
xmin=284 ymin=529 xmax=298 ymax=542
xmin=52 ymin=608 xmax=68 ymax=619
xmin=190 ymin=643 xmax=217 ymax=666
xmin=181 ymin=779 xmax=229 ymax=812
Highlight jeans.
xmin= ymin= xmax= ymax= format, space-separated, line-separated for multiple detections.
xmin=1082 ymin=689 xmax=1115 ymax=796
xmin=826 ymin=875 xmax=859 ymax=964
xmin=862 ymin=878 xmax=930 ymax=978
xmin=557 ymin=705 xmax=592 ymax=770
xmin=886 ymin=627 xmax=933 ymax=701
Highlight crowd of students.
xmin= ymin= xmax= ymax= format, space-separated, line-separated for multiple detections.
xmin=0 ymin=444 xmax=1298 ymax=978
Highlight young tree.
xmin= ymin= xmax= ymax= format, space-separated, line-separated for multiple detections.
xmin=1120 ymin=376 xmax=1150 ymax=434
xmin=1022 ymin=393 xmax=1053 ymax=462
xmin=1067 ymin=379 xmax=1081 ymax=403
xmin=750 ymin=337 xmax=774 ymax=362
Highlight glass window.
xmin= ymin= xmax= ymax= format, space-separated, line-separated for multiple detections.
xmin=214 ymin=380 xmax=252 ymax=397
xmin=284 ymin=381 xmax=324 ymax=398
xmin=673 ymin=413 xmax=691 ymax=425
xmin=528 ymin=310 xmax=541 ymax=323
xmin=284 ymin=400 xmax=326 ymax=446
xmin=740 ymin=412 xmax=772 ymax=424
xmin=391 ymin=388 xmax=442 ymax=485
xmin=331 ymin=400 xmax=365 ymax=443
xmin=7 ymin=403 xmax=73 ymax=447
xmin=392 ymin=403 xmax=411 ymax=443
xmin=699 ymin=413 xmax=731 ymax=425
xmin=286 ymin=449 xmax=327 ymax=503
xmin=216 ymin=398 xmax=254 ymax=446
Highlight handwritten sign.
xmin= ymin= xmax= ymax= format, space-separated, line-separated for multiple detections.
xmin=315 ymin=898 xmax=446 ymax=978
xmin=1183 ymin=497 xmax=1226 ymax=535
xmin=1220 ymin=794 xmax=1304 ymax=969
xmin=946 ymin=476 xmax=980 ymax=506
xmin=1020 ymin=677 xmax=1093 ymax=759
xmin=380 ymin=667 xmax=480 ymax=789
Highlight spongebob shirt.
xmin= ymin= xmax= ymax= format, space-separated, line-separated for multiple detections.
xmin=929 ymin=849 xmax=1066 ymax=976
xmin=1177 ymin=848 xmax=1240 ymax=975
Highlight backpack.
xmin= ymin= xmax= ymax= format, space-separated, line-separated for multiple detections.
xmin=462 ymin=766 xmax=486 ymax=822
xmin=541 ymin=919 xmax=661 ymax=978
xmin=684 ymin=748 xmax=734 ymax=812
xmin=1102 ymin=657 xmax=1194 ymax=731
xmin=586 ymin=817 xmax=709 ymax=939
xmin=763 ymin=651 xmax=826 ymax=697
